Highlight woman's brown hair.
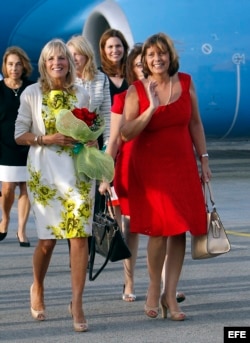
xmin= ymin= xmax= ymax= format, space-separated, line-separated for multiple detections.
xmin=99 ymin=29 xmax=129 ymax=78
xmin=126 ymin=43 xmax=143 ymax=85
xmin=2 ymin=46 xmax=33 ymax=78
xmin=141 ymin=32 xmax=179 ymax=77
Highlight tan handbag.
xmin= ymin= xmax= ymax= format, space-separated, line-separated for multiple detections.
xmin=191 ymin=181 xmax=231 ymax=259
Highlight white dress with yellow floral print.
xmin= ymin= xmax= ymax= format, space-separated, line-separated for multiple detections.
xmin=15 ymin=83 xmax=95 ymax=239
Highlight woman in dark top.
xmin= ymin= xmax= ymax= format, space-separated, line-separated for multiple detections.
xmin=0 ymin=46 xmax=33 ymax=246
xmin=99 ymin=28 xmax=129 ymax=107
xmin=97 ymin=29 xmax=129 ymax=227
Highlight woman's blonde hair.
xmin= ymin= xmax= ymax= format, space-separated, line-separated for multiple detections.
xmin=1 ymin=46 xmax=33 ymax=78
xmin=141 ymin=32 xmax=179 ymax=77
xmin=67 ymin=35 xmax=97 ymax=81
xmin=38 ymin=38 xmax=76 ymax=93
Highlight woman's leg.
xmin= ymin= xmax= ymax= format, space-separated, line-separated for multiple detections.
xmin=0 ymin=182 xmax=15 ymax=233
xmin=146 ymin=236 xmax=167 ymax=311
xmin=17 ymin=182 xmax=31 ymax=242
xmin=113 ymin=205 xmax=122 ymax=229
xmin=161 ymin=247 xmax=186 ymax=303
xmin=122 ymin=215 xmax=139 ymax=300
xmin=31 ymin=239 xmax=56 ymax=312
xmin=69 ymin=237 xmax=88 ymax=324
xmin=161 ymin=233 xmax=186 ymax=314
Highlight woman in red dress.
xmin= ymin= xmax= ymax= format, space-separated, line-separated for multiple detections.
xmin=121 ymin=33 xmax=211 ymax=320
xmin=100 ymin=44 xmax=186 ymax=304
xmin=99 ymin=44 xmax=144 ymax=301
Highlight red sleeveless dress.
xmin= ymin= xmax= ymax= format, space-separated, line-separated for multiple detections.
xmin=128 ymin=73 xmax=207 ymax=236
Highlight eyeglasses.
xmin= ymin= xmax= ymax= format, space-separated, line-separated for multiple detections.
xmin=134 ymin=62 xmax=143 ymax=68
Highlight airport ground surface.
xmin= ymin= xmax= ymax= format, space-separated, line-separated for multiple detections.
xmin=0 ymin=139 xmax=250 ymax=343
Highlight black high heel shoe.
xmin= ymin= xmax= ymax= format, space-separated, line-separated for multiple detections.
xmin=0 ymin=232 xmax=7 ymax=241
xmin=16 ymin=233 xmax=30 ymax=247
xmin=0 ymin=219 xmax=8 ymax=241
xmin=176 ymin=292 xmax=186 ymax=303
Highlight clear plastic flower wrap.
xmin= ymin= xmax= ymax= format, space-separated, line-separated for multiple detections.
xmin=56 ymin=108 xmax=114 ymax=182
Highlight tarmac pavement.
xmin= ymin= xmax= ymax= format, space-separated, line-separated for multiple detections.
xmin=0 ymin=139 xmax=250 ymax=343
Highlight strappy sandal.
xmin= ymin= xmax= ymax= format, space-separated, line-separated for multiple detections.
xmin=122 ymin=285 xmax=136 ymax=302
xmin=122 ymin=293 xmax=136 ymax=302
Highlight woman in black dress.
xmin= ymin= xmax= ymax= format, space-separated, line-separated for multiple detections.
xmin=0 ymin=46 xmax=33 ymax=246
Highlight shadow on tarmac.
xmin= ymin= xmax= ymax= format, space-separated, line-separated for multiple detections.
xmin=0 ymin=139 xmax=249 ymax=343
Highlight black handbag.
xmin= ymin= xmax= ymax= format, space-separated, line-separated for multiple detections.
xmin=89 ymin=192 xmax=131 ymax=281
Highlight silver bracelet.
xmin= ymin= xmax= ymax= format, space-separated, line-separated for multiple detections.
xmin=200 ymin=153 xmax=209 ymax=160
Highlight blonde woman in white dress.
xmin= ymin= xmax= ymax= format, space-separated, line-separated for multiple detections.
xmin=15 ymin=39 xmax=96 ymax=332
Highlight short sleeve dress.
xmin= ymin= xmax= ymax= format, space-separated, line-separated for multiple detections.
xmin=128 ymin=73 xmax=207 ymax=237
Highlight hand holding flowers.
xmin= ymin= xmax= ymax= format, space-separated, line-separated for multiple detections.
xmin=56 ymin=107 xmax=114 ymax=182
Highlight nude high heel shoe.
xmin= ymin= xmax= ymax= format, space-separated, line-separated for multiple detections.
xmin=68 ymin=302 xmax=88 ymax=332
xmin=144 ymin=301 xmax=159 ymax=318
xmin=30 ymin=284 xmax=45 ymax=321
xmin=160 ymin=297 xmax=186 ymax=321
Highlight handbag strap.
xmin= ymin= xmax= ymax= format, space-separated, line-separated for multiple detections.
xmin=104 ymin=191 xmax=116 ymax=218
xmin=88 ymin=191 xmax=118 ymax=281
xmin=204 ymin=181 xmax=216 ymax=211
xmin=89 ymin=226 xmax=118 ymax=281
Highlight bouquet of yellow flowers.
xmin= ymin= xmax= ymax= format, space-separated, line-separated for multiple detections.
xmin=56 ymin=107 xmax=114 ymax=182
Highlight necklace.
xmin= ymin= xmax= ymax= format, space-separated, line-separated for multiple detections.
xmin=149 ymin=76 xmax=173 ymax=105
xmin=5 ymin=78 xmax=22 ymax=96
xmin=165 ymin=77 xmax=172 ymax=105
xmin=12 ymin=88 xmax=20 ymax=96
